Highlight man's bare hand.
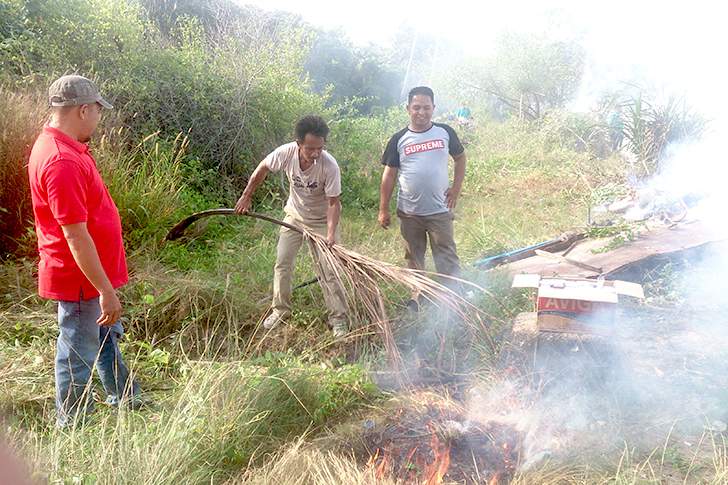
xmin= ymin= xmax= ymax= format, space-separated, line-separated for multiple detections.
xmin=445 ymin=186 xmax=461 ymax=209
xmin=326 ymin=234 xmax=336 ymax=247
xmin=378 ymin=210 xmax=391 ymax=229
xmin=234 ymin=195 xmax=251 ymax=214
xmin=98 ymin=290 xmax=121 ymax=327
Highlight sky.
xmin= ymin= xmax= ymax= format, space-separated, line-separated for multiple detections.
xmin=240 ymin=0 xmax=728 ymax=121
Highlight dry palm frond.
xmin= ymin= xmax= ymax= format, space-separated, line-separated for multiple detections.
xmin=300 ymin=226 xmax=500 ymax=375
xmin=166 ymin=210 xmax=502 ymax=380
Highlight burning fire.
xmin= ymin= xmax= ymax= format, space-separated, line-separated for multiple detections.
xmin=422 ymin=431 xmax=451 ymax=484
xmin=364 ymin=406 xmax=521 ymax=484
xmin=367 ymin=430 xmax=452 ymax=485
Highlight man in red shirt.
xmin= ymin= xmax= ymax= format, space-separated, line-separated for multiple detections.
xmin=28 ymin=75 xmax=139 ymax=427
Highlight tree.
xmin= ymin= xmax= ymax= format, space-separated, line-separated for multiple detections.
xmin=304 ymin=29 xmax=401 ymax=114
xmin=458 ymin=33 xmax=586 ymax=120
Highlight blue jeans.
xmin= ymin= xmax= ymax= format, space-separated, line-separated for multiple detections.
xmin=56 ymin=296 xmax=139 ymax=427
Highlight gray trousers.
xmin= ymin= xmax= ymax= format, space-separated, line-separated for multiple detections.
xmin=397 ymin=209 xmax=461 ymax=279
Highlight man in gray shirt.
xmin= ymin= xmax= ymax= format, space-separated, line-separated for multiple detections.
xmin=378 ymin=86 xmax=467 ymax=303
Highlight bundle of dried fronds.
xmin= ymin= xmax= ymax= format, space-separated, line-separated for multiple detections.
xmin=301 ymin=227 xmax=498 ymax=373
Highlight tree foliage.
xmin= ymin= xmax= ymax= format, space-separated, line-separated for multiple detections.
xmin=305 ymin=29 xmax=402 ymax=114
xmin=0 ymin=0 xmax=324 ymax=176
xmin=456 ymin=33 xmax=586 ymax=120
xmin=0 ymin=0 xmax=328 ymax=255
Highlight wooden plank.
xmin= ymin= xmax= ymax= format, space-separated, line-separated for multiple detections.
xmin=503 ymin=221 xmax=727 ymax=278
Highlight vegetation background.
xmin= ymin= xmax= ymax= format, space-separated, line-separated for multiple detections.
xmin=0 ymin=0 xmax=714 ymax=483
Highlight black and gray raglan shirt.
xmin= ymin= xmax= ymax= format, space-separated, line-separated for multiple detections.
xmin=381 ymin=122 xmax=464 ymax=216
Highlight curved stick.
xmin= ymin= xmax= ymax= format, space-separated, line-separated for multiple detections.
xmin=165 ymin=208 xmax=303 ymax=241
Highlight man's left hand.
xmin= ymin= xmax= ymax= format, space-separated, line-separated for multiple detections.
xmin=445 ymin=186 xmax=461 ymax=209
xmin=326 ymin=235 xmax=336 ymax=247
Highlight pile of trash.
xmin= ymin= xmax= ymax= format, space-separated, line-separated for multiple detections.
xmin=589 ymin=187 xmax=703 ymax=227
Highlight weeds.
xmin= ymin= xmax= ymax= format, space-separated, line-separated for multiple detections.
xmin=588 ymin=222 xmax=638 ymax=254
xmin=620 ymin=93 xmax=706 ymax=178
xmin=99 ymin=130 xmax=190 ymax=250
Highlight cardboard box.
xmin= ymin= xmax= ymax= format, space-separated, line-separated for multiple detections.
xmin=512 ymin=274 xmax=644 ymax=334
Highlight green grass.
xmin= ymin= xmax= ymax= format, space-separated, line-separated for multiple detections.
xmin=9 ymin=112 xmax=714 ymax=484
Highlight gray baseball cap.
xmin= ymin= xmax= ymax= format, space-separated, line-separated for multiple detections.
xmin=48 ymin=75 xmax=113 ymax=109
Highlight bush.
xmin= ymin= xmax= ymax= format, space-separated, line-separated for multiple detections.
xmin=327 ymin=107 xmax=407 ymax=210
xmin=1 ymin=0 xmax=326 ymax=180
xmin=619 ymin=93 xmax=706 ymax=177
xmin=0 ymin=0 xmax=338 ymax=259
xmin=0 ymin=87 xmax=195 ymax=256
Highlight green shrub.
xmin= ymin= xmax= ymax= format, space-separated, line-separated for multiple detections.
xmin=0 ymin=0 xmax=337 ymax=259
xmin=97 ymin=131 xmax=190 ymax=249
xmin=1 ymin=0 xmax=326 ymax=180
xmin=620 ymin=93 xmax=706 ymax=177
xmin=328 ymin=107 xmax=407 ymax=210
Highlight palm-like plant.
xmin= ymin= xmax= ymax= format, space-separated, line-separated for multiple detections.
xmin=619 ymin=93 xmax=706 ymax=177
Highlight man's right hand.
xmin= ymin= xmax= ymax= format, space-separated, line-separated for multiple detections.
xmin=98 ymin=289 xmax=121 ymax=327
xmin=378 ymin=210 xmax=391 ymax=229
xmin=234 ymin=195 xmax=251 ymax=214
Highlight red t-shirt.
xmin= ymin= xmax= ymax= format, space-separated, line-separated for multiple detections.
xmin=27 ymin=126 xmax=128 ymax=301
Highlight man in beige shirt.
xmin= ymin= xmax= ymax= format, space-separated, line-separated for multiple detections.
xmin=235 ymin=115 xmax=348 ymax=337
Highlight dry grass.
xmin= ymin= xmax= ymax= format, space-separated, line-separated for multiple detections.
xmin=124 ymin=256 xmax=254 ymax=355
xmin=0 ymin=90 xmax=48 ymax=257
xmin=232 ymin=426 xmax=728 ymax=485
xmin=231 ymin=437 xmax=396 ymax=485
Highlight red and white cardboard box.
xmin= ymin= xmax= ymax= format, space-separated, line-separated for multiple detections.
xmin=512 ymin=274 xmax=645 ymax=334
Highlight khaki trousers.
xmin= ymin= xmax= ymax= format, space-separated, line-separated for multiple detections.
xmin=397 ymin=209 xmax=461 ymax=279
xmin=272 ymin=215 xmax=348 ymax=322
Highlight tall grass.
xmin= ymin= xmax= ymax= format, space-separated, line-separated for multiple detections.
xmin=620 ymin=93 xmax=706 ymax=177
xmin=97 ymin=130 xmax=190 ymax=250
xmin=8 ymin=358 xmax=375 ymax=483
xmin=457 ymin=118 xmax=626 ymax=261
xmin=0 ymin=89 xmax=195 ymax=257
xmin=0 ymin=90 xmax=47 ymax=258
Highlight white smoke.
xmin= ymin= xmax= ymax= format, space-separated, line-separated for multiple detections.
xmin=245 ymin=0 xmax=728 ymax=471
xmin=640 ymin=138 xmax=728 ymax=237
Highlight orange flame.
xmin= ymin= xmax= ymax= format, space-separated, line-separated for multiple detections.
xmin=489 ymin=472 xmax=502 ymax=485
xmin=422 ymin=433 xmax=451 ymax=485
xmin=375 ymin=451 xmax=390 ymax=479
xmin=366 ymin=448 xmax=391 ymax=480
xmin=365 ymin=448 xmax=379 ymax=468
